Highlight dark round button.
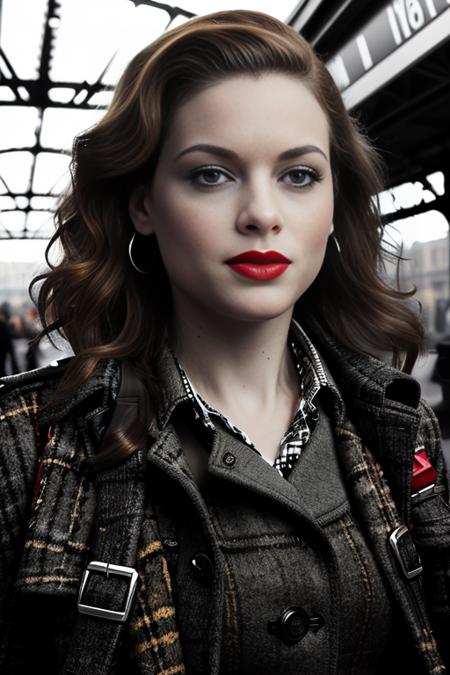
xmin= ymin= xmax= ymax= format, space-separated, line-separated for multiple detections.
xmin=268 ymin=606 xmax=319 ymax=644
xmin=223 ymin=452 xmax=236 ymax=466
xmin=279 ymin=607 xmax=309 ymax=643
xmin=163 ymin=538 xmax=179 ymax=549
xmin=191 ymin=553 xmax=214 ymax=584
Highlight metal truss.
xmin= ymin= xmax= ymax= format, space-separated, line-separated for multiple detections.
xmin=0 ymin=0 xmax=196 ymax=240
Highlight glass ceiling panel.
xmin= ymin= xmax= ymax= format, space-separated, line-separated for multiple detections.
xmin=31 ymin=153 xmax=71 ymax=194
xmin=0 ymin=151 xmax=34 ymax=193
xmin=40 ymin=108 xmax=105 ymax=150
xmin=0 ymin=0 xmax=48 ymax=79
xmin=26 ymin=210 xmax=55 ymax=236
xmin=0 ymin=86 xmax=16 ymax=102
xmin=30 ymin=196 xmax=58 ymax=210
xmin=0 ymin=107 xmax=40 ymax=149
xmin=0 ymin=211 xmax=26 ymax=235
xmin=0 ymin=0 xmax=300 ymax=240
xmin=0 ymin=196 xmax=15 ymax=210
xmin=48 ymin=87 xmax=78 ymax=104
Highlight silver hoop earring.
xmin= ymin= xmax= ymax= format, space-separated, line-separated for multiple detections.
xmin=332 ymin=234 xmax=342 ymax=255
xmin=128 ymin=231 xmax=151 ymax=274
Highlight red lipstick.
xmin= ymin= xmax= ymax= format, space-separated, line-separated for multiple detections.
xmin=225 ymin=250 xmax=291 ymax=281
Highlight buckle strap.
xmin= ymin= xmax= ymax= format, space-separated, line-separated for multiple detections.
xmin=62 ymin=361 xmax=147 ymax=675
xmin=78 ymin=562 xmax=138 ymax=623
xmin=389 ymin=525 xmax=423 ymax=580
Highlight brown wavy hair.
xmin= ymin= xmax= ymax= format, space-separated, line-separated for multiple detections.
xmin=30 ymin=9 xmax=423 ymax=465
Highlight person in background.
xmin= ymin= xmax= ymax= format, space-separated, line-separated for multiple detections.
xmin=22 ymin=306 xmax=41 ymax=371
xmin=0 ymin=308 xmax=19 ymax=377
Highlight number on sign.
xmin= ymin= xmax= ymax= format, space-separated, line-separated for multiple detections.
xmin=387 ymin=0 xmax=432 ymax=44
xmin=393 ymin=0 xmax=412 ymax=38
xmin=424 ymin=0 xmax=437 ymax=18
xmin=406 ymin=0 xmax=425 ymax=28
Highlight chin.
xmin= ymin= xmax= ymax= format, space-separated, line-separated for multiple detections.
xmin=219 ymin=299 xmax=296 ymax=324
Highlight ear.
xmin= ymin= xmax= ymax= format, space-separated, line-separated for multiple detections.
xmin=128 ymin=184 xmax=155 ymax=235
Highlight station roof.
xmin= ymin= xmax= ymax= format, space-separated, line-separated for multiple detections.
xmin=290 ymin=0 xmax=450 ymax=196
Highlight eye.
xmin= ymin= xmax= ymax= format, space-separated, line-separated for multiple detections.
xmin=190 ymin=165 xmax=231 ymax=187
xmin=282 ymin=167 xmax=322 ymax=188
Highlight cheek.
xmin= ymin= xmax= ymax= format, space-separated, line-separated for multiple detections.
xmin=154 ymin=206 xmax=219 ymax=266
xmin=155 ymin=194 xmax=220 ymax=252
xmin=301 ymin=211 xmax=333 ymax=252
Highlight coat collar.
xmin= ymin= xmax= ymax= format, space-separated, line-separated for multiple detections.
xmin=304 ymin=317 xmax=422 ymax=411
xmin=35 ymin=318 xmax=421 ymax=427
xmin=35 ymin=322 xmax=422 ymax=438
xmin=36 ymin=358 xmax=121 ymax=426
xmin=147 ymin=320 xmax=422 ymax=522
xmin=153 ymin=318 xmax=347 ymax=433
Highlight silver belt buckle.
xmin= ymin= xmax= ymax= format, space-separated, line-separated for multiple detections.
xmin=389 ymin=525 xmax=423 ymax=580
xmin=78 ymin=561 xmax=138 ymax=622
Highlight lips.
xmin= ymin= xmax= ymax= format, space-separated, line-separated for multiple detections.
xmin=225 ymin=250 xmax=291 ymax=264
xmin=225 ymin=250 xmax=291 ymax=281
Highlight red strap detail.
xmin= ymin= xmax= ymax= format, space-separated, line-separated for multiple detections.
xmin=412 ymin=448 xmax=437 ymax=491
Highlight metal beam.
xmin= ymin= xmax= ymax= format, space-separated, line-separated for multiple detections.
xmin=287 ymin=0 xmax=327 ymax=32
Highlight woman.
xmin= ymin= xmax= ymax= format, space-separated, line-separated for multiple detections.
xmin=1 ymin=9 xmax=449 ymax=675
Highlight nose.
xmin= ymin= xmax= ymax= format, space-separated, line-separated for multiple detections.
xmin=235 ymin=183 xmax=283 ymax=236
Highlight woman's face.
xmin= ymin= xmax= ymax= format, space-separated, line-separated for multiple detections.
xmin=129 ymin=73 xmax=334 ymax=324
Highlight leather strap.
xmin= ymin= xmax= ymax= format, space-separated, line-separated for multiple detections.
xmin=63 ymin=361 xmax=148 ymax=674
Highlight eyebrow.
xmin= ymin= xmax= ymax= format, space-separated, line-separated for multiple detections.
xmin=175 ymin=143 xmax=328 ymax=162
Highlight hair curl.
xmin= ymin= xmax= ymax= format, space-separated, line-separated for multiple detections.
xmin=30 ymin=9 xmax=423 ymax=466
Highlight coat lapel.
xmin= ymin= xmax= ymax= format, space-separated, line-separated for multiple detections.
xmin=305 ymin=319 xmax=421 ymax=523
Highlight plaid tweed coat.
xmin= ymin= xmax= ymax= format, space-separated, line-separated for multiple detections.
xmin=0 ymin=323 xmax=449 ymax=674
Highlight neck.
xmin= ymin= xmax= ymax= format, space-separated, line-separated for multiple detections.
xmin=170 ymin=300 xmax=299 ymax=417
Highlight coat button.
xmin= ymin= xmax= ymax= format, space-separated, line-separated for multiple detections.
xmin=268 ymin=607 xmax=324 ymax=645
xmin=191 ymin=553 xmax=214 ymax=584
xmin=223 ymin=452 xmax=236 ymax=466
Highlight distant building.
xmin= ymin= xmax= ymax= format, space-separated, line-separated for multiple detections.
xmin=399 ymin=236 xmax=450 ymax=341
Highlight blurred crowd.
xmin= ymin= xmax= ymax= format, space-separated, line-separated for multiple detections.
xmin=0 ymin=302 xmax=41 ymax=377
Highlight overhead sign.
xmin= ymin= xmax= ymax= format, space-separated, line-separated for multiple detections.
xmin=327 ymin=0 xmax=450 ymax=105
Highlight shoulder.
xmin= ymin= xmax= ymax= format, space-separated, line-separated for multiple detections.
xmin=0 ymin=359 xmax=76 ymax=519
xmin=0 ymin=358 xmax=75 ymax=473
xmin=0 ymin=357 xmax=74 ymax=412
xmin=1 ymin=356 xmax=121 ymax=433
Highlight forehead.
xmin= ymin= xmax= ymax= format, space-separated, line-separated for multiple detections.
xmin=162 ymin=73 xmax=330 ymax=157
